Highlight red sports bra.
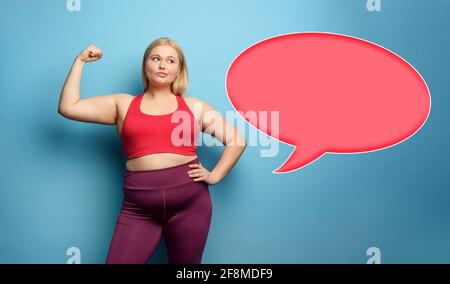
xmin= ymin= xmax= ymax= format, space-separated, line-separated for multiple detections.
xmin=120 ymin=93 xmax=200 ymax=160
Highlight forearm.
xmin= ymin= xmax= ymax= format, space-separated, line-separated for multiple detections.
xmin=58 ymin=56 xmax=85 ymax=113
xmin=210 ymin=136 xmax=247 ymax=183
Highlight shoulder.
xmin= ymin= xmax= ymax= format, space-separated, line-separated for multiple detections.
xmin=114 ymin=93 xmax=135 ymax=104
xmin=114 ymin=93 xmax=134 ymax=101
xmin=182 ymin=96 xmax=216 ymax=112
xmin=113 ymin=93 xmax=135 ymax=110
xmin=182 ymin=96 xmax=202 ymax=104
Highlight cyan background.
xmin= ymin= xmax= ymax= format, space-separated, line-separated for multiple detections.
xmin=0 ymin=0 xmax=449 ymax=264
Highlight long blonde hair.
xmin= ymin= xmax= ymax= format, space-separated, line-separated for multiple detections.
xmin=141 ymin=37 xmax=189 ymax=96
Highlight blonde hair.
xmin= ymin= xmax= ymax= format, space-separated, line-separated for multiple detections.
xmin=141 ymin=37 xmax=189 ymax=96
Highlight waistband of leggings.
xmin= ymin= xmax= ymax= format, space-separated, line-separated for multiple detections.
xmin=123 ymin=157 xmax=200 ymax=189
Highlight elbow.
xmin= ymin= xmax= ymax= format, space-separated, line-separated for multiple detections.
xmin=57 ymin=105 xmax=66 ymax=117
xmin=58 ymin=99 xmax=78 ymax=117
xmin=226 ymin=133 xmax=247 ymax=148
xmin=239 ymin=136 xmax=247 ymax=148
xmin=58 ymin=104 xmax=71 ymax=118
xmin=57 ymin=107 xmax=64 ymax=117
xmin=238 ymin=132 xmax=247 ymax=148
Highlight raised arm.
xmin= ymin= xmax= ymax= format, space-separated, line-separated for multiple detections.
xmin=58 ymin=44 xmax=126 ymax=125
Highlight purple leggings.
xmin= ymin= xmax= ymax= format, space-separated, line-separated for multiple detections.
xmin=106 ymin=157 xmax=212 ymax=264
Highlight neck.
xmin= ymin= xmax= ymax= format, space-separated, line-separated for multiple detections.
xmin=145 ymin=85 xmax=174 ymax=99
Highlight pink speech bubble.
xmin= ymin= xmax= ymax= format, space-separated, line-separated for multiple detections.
xmin=226 ymin=32 xmax=431 ymax=173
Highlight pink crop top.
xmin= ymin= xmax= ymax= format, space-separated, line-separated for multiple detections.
xmin=120 ymin=93 xmax=200 ymax=160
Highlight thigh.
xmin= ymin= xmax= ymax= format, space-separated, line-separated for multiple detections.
xmin=106 ymin=207 xmax=163 ymax=264
xmin=163 ymin=181 xmax=212 ymax=264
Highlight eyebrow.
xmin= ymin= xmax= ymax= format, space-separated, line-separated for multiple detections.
xmin=150 ymin=54 xmax=177 ymax=59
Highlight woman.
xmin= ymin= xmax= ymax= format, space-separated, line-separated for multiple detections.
xmin=58 ymin=37 xmax=247 ymax=264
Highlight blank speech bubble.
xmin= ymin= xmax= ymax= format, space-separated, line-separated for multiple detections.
xmin=226 ymin=32 xmax=431 ymax=173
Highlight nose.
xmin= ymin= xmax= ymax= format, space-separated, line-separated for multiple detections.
xmin=158 ymin=61 xmax=166 ymax=70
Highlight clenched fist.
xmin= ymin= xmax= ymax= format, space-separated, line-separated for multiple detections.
xmin=77 ymin=44 xmax=103 ymax=62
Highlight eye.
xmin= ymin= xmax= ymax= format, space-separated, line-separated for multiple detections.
xmin=152 ymin=57 xmax=160 ymax=61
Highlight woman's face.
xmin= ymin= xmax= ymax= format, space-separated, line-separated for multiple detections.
xmin=145 ymin=45 xmax=181 ymax=88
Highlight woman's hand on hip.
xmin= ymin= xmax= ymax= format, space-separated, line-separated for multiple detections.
xmin=187 ymin=162 xmax=219 ymax=185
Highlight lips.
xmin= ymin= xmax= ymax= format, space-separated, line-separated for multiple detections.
xmin=157 ymin=72 xmax=168 ymax=76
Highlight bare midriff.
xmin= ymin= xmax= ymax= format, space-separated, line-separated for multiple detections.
xmin=125 ymin=153 xmax=198 ymax=171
